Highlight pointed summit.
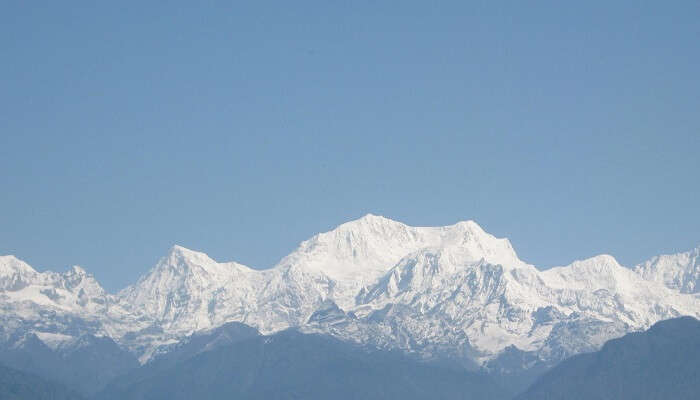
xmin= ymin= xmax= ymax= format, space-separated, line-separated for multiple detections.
xmin=118 ymin=245 xmax=256 ymax=329
xmin=167 ymin=245 xmax=212 ymax=261
xmin=441 ymin=219 xmax=523 ymax=267
xmin=152 ymin=245 xmax=226 ymax=278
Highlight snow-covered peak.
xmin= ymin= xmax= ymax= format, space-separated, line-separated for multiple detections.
xmin=0 ymin=255 xmax=40 ymax=290
xmin=130 ymin=245 xmax=253 ymax=285
xmin=635 ymin=245 xmax=700 ymax=294
xmin=117 ymin=245 xmax=260 ymax=333
xmin=567 ymin=254 xmax=623 ymax=272
xmin=3 ymin=217 xmax=697 ymax=369
xmin=60 ymin=265 xmax=106 ymax=298
xmin=450 ymin=219 xmax=488 ymax=234
xmin=0 ymin=256 xmax=107 ymax=297
xmin=163 ymin=245 xmax=217 ymax=268
xmin=540 ymin=254 xmax=641 ymax=294
xmin=344 ymin=212 xmax=400 ymax=227
xmin=0 ymin=255 xmax=38 ymax=274
xmin=275 ymin=214 xmax=419 ymax=281
xmin=306 ymin=213 xmax=415 ymax=255
xmin=0 ymin=255 xmax=116 ymax=339
xmin=276 ymin=214 xmax=524 ymax=284
xmin=439 ymin=220 xmax=523 ymax=268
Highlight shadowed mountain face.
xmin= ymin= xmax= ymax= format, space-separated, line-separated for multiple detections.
xmin=0 ymin=333 xmax=138 ymax=396
xmin=100 ymin=322 xmax=260 ymax=394
xmin=95 ymin=329 xmax=508 ymax=400
xmin=516 ymin=316 xmax=700 ymax=400
xmin=0 ymin=363 xmax=83 ymax=400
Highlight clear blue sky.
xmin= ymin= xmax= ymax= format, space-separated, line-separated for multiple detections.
xmin=2 ymin=2 xmax=699 ymax=291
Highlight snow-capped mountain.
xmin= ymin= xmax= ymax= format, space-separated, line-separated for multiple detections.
xmin=1 ymin=215 xmax=699 ymax=370
xmin=274 ymin=215 xmax=525 ymax=308
xmin=0 ymin=256 xmax=106 ymax=305
xmin=118 ymin=245 xmax=262 ymax=326
xmin=634 ymin=246 xmax=700 ymax=294
xmin=306 ymin=249 xmax=697 ymax=365
xmin=115 ymin=214 xmax=526 ymax=349
xmin=0 ymin=255 xmax=148 ymax=350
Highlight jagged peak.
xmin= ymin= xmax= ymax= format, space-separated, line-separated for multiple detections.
xmin=640 ymin=245 xmax=700 ymax=264
xmin=397 ymin=246 xmax=489 ymax=269
xmin=60 ymin=265 xmax=107 ymax=296
xmin=66 ymin=265 xmax=88 ymax=276
xmin=633 ymin=244 xmax=700 ymax=294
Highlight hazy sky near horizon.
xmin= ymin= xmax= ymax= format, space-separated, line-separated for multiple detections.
xmin=2 ymin=2 xmax=699 ymax=291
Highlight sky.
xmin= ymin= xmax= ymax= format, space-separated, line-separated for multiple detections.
xmin=1 ymin=2 xmax=699 ymax=292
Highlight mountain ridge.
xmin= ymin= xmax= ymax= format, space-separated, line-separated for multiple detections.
xmin=516 ymin=316 xmax=700 ymax=400
xmin=1 ymin=214 xmax=698 ymax=373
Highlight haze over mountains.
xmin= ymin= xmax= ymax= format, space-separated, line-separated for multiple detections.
xmin=1 ymin=214 xmax=699 ymax=397
xmin=0 ymin=363 xmax=82 ymax=400
xmin=96 ymin=328 xmax=508 ymax=400
xmin=517 ymin=316 xmax=700 ymax=400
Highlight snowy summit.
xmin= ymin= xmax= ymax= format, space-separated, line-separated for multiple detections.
xmin=1 ymin=215 xmax=698 ymax=366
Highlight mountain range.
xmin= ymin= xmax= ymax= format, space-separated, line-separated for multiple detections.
xmin=1 ymin=214 xmax=699 ymax=396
